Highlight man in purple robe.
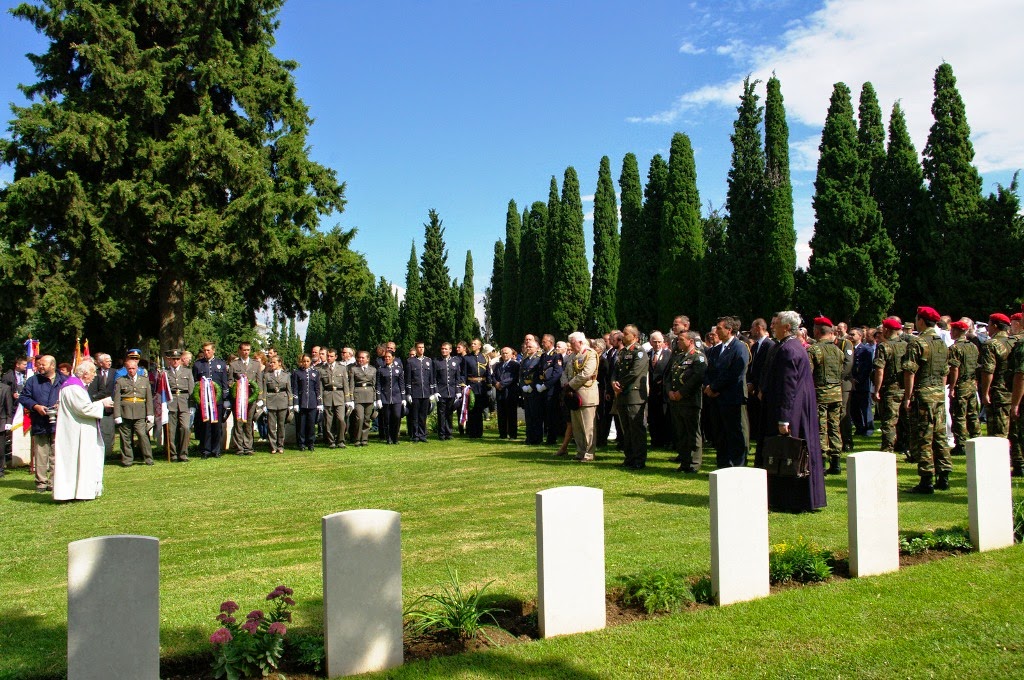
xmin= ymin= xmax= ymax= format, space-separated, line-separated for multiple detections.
xmin=756 ymin=311 xmax=827 ymax=512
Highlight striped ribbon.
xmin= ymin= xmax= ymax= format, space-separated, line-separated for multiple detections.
xmin=235 ymin=375 xmax=249 ymax=422
xmin=459 ymin=385 xmax=472 ymax=427
xmin=199 ymin=377 xmax=218 ymax=423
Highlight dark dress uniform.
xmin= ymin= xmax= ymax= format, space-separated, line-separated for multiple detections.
xmin=615 ymin=342 xmax=649 ymax=469
xmin=320 ymin=361 xmax=351 ymax=448
xmin=87 ymin=365 xmax=117 ymax=457
xmin=596 ymin=347 xmax=617 ymax=448
xmin=668 ymin=347 xmax=705 ymax=472
xmin=405 ymin=355 xmax=435 ymax=443
xmin=647 ymin=347 xmax=672 ymax=449
xmin=375 ymin=362 xmax=405 ymax=444
xmin=262 ymin=368 xmax=292 ymax=453
xmin=520 ymin=351 xmax=545 ymax=444
xmin=163 ymin=364 xmax=194 ymax=461
xmin=492 ymin=358 xmax=520 ymax=439
xmin=746 ymin=336 xmax=776 ymax=447
xmin=461 ymin=352 xmax=490 ymax=438
xmin=540 ymin=349 xmax=564 ymax=444
xmin=433 ymin=355 xmax=461 ymax=441
xmin=290 ymin=366 xmax=322 ymax=450
xmin=349 ymin=363 xmax=378 ymax=446
xmin=192 ymin=355 xmax=229 ymax=458
xmin=113 ymin=374 xmax=154 ymax=466
xmin=0 ymin=383 xmax=14 ymax=478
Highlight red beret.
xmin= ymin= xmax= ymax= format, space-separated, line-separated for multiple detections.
xmin=813 ymin=316 xmax=833 ymax=327
xmin=882 ymin=317 xmax=902 ymax=330
xmin=950 ymin=320 xmax=969 ymax=331
xmin=989 ymin=313 xmax=1011 ymax=325
xmin=1012 ymin=313 xmax=1022 ymax=321
xmin=916 ymin=306 xmax=940 ymax=322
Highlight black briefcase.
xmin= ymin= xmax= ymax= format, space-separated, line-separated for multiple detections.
xmin=763 ymin=435 xmax=810 ymax=478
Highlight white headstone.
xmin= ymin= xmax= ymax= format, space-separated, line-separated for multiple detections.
xmin=847 ymin=451 xmax=899 ymax=577
xmin=68 ymin=535 xmax=159 ymax=680
xmin=536 ymin=486 xmax=605 ymax=637
xmin=966 ymin=437 xmax=1015 ymax=551
xmin=710 ymin=468 xmax=769 ymax=605
xmin=322 ymin=509 xmax=403 ymax=677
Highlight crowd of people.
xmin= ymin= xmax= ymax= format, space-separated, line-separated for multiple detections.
xmin=3 ymin=302 xmax=1022 ymax=510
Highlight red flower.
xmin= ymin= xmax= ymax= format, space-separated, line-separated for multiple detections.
xmin=220 ymin=601 xmax=239 ymax=614
xmin=267 ymin=622 xmax=287 ymax=636
xmin=209 ymin=628 xmax=233 ymax=645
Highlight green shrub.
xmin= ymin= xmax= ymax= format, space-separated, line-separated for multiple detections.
xmin=1013 ymin=498 xmax=1024 ymax=543
xmin=618 ymin=570 xmax=694 ymax=614
xmin=286 ymin=632 xmax=324 ymax=673
xmin=769 ymin=538 xmax=833 ymax=585
xmin=405 ymin=565 xmax=505 ymax=641
xmin=899 ymin=526 xmax=972 ymax=555
xmin=691 ymin=575 xmax=714 ymax=605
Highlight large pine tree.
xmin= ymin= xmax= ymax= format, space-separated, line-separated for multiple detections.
xmin=549 ymin=167 xmax=590 ymax=337
xmin=658 ymin=133 xmax=703 ymax=330
xmin=616 ymin=153 xmax=644 ymax=329
xmin=922 ymin=62 xmax=984 ymax=315
xmin=499 ymin=200 xmax=521 ymax=347
xmin=761 ymin=75 xmax=796 ymax=316
xmin=487 ymin=239 xmax=504 ymax=342
xmin=519 ymin=201 xmax=549 ymax=336
xmin=419 ymin=209 xmax=454 ymax=352
xmin=587 ymin=156 xmax=620 ymax=337
xmin=724 ymin=76 xmax=765 ymax=323
xmin=637 ymin=154 xmax=668 ymax=331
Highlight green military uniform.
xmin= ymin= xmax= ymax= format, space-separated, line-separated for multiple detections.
xmin=980 ymin=330 xmax=1015 ymax=437
xmin=835 ymin=336 xmax=856 ymax=451
xmin=1009 ymin=332 xmax=1024 ymax=467
xmin=668 ymin=347 xmax=706 ymax=472
xmin=903 ymin=327 xmax=951 ymax=489
xmin=808 ymin=338 xmax=844 ymax=472
xmin=1009 ymin=341 xmax=1024 ymax=472
xmin=947 ymin=336 xmax=981 ymax=454
xmin=872 ymin=335 xmax=907 ymax=453
xmin=614 ymin=341 xmax=649 ymax=469
xmin=113 ymin=373 xmax=154 ymax=466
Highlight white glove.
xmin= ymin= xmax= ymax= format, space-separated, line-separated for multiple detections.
xmin=434 ymin=392 xmax=442 ymax=400
xmin=256 ymin=400 xmax=264 ymax=408
xmin=430 ymin=394 xmax=438 ymax=403
xmin=3 ymin=424 xmax=10 ymax=431
xmin=115 ymin=417 xmax=123 ymax=425
xmin=291 ymin=405 xmax=299 ymax=413
xmin=522 ymin=385 xmax=532 ymax=393
xmin=537 ymin=384 xmax=547 ymax=393
xmin=346 ymin=401 xmax=355 ymax=409
xmin=222 ymin=400 xmax=231 ymax=410
xmin=374 ymin=400 xmax=383 ymax=409
xmin=101 ymin=397 xmax=114 ymax=408
xmin=406 ymin=396 xmax=413 ymax=404
xmin=317 ymin=404 xmax=324 ymax=412
xmin=146 ymin=415 xmax=154 ymax=424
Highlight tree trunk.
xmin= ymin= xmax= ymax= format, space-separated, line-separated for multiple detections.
xmin=159 ymin=271 xmax=185 ymax=355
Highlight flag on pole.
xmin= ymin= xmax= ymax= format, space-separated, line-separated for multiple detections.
xmin=156 ymin=370 xmax=172 ymax=426
xmin=83 ymin=339 xmax=90 ymax=358
xmin=72 ymin=338 xmax=82 ymax=371
xmin=21 ymin=339 xmax=39 ymax=434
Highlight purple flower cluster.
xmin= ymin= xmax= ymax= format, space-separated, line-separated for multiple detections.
xmin=220 ymin=601 xmax=240 ymax=614
xmin=267 ymin=622 xmax=287 ymax=636
xmin=241 ymin=619 xmax=260 ymax=634
xmin=215 ymin=613 xmax=236 ymax=624
xmin=209 ymin=627 xmax=233 ymax=645
xmin=246 ymin=610 xmax=264 ymax=621
xmin=266 ymin=585 xmax=294 ymax=600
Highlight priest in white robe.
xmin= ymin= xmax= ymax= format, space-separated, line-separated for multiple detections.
xmin=53 ymin=359 xmax=112 ymax=501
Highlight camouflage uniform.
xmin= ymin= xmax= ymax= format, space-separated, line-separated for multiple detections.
xmin=1010 ymin=333 xmax=1024 ymax=466
xmin=835 ymin=336 xmax=856 ymax=451
xmin=667 ymin=346 xmax=706 ymax=472
xmin=979 ymin=331 xmax=1015 ymax=437
xmin=947 ymin=336 xmax=981 ymax=455
xmin=872 ymin=335 xmax=907 ymax=453
xmin=1009 ymin=340 xmax=1024 ymax=470
xmin=808 ymin=338 xmax=844 ymax=470
xmin=903 ymin=327 xmax=951 ymax=487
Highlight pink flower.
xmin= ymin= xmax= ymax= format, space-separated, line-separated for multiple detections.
xmin=283 ymin=597 xmax=296 ymax=606
xmin=209 ymin=628 xmax=233 ymax=645
xmin=241 ymin=619 xmax=259 ymax=634
xmin=220 ymin=601 xmax=239 ymax=614
xmin=267 ymin=622 xmax=287 ymax=636
xmin=280 ymin=586 xmax=293 ymax=596
xmin=246 ymin=610 xmax=264 ymax=621
xmin=215 ymin=613 xmax=236 ymax=624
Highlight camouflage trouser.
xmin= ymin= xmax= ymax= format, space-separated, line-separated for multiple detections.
xmin=877 ymin=388 xmax=904 ymax=452
xmin=912 ymin=399 xmax=952 ymax=475
xmin=949 ymin=389 xmax=981 ymax=452
xmin=1011 ymin=417 xmax=1024 ymax=466
xmin=987 ymin=402 xmax=1010 ymax=437
xmin=818 ymin=400 xmax=842 ymax=456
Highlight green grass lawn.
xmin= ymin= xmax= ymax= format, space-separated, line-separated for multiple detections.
xmin=1 ymin=426 xmax=1021 ymax=679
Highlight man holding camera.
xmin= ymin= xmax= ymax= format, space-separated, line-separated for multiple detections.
xmin=19 ymin=355 xmax=65 ymax=492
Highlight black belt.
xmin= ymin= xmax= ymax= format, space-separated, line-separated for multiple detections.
xmin=323 ymin=387 xmax=339 ymax=391
xmin=267 ymin=388 xmax=282 ymax=393
xmin=170 ymin=389 xmax=188 ymax=394
xmin=355 ymin=382 xmax=372 ymax=387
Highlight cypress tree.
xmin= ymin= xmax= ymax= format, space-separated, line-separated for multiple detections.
xmin=762 ymin=75 xmax=796 ymax=315
xmin=419 ymin=209 xmax=455 ymax=351
xmin=457 ymin=251 xmax=478 ymax=341
xmin=857 ymin=83 xmax=887 ymax=199
xmin=877 ymin=101 xmax=929 ymax=317
xmin=364 ymin=276 xmax=400 ymax=350
xmin=304 ymin=310 xmax=328 ymax=353
xmin=549 ymin=167 xmax=590 ymax=337
xmin=519 ymin=201 xmax=549 ymax=337
xmin=922 ymin=62 xmax=984 ymax=314
xmin=282 ymin=318 xmax=301 ymax=368
xmin=616 ymin=153 xmax=644 ymax=328
xmin=487 ymin=239 xmax=504 ymax=343
xmin=588 ymin=156 xmax=620 ymax=337
xmin=724 ymin=76 xmax=765 ymax=322
xmin=399 ymin=242 xmax=421 ymax=351
xmin=658 ymin=133 xmax=703 ymax=330
xmin=545 ymin=176 xmax=561 ymax=312
xmin=700 ymin=207 xmax=729 ymax=327
xmin=638 ymin=155 xmax=669 ymax=331
xmin=499 ymin=200 xmax=521 ymax=347
xmin=972 ymin=178 xmax=1024 ymax=314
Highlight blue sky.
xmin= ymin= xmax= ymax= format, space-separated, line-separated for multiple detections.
xmin=2 ymin=0 xmax=1021 ymax=327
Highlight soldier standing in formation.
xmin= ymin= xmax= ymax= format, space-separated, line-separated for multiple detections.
xmin=375 ymin=348 xmax=405 ymax=445
xmin=290 ymin=353 xmax=322 ymax=451
xmin=667 ymin=331 xmax=705 ymax=473
xmin=979 ymin=313 xmax=1015 ymax=438
xmin=462 ymin=339 xmax=490 ymax=438
xmin=262 ymin=355 xmax=292 ymax=453
xmin=538 ymin=334 xmax=564 ymax=444
xmin=320 ymin=348 xmax=352 ymax=449
xmin=903 ymin=306 xmax=951 ymax=494
xmin=947 ymin=320 xmax=981 ymax=456
xmin=520 ymin=337 xmax=544 ymax=445
xmin=349 ymin=351 xmax=377 ymax=447
xmin=613 ymin=325 xmax=649 ymax=470
xmin=192 ymin=342 xmax=229 ymax=459
xmin=872 ymin=317 xmax=908 ymax=455
xmin=162 ymin=350 xmax=194 ymax=462
xmin=433 ymin=342 xmax=461 ymax=441
xmin=808 ymin=317 xmax=844 ymax=475
xmin=229 ymin=341 xmax=263 ymax=456
xmin=492 ymin=346 xmax=520 ymax=440
xmin=404 ymin=342 xmax=435 ymax=443
xmin=113 ymin=358 xmax=154 ymax=466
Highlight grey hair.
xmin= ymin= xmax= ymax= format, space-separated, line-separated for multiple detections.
xmin=568 ymin=331 xmax=587 ymax=345
xmin=776 ymin=310 xmax=802 ymax=331
xmin=74 ymin=359 xmax=97 ymax=378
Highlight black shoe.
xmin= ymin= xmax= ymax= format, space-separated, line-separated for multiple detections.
xmin=213 ymin=453 xmax=222 ymax=458
xmin=145 ymin=460 xmax=154 ymax=466
xmin=677 ymin=465 xmax=699 ymax=473
xmin=1012 ymin=465 xmax=1023 ymax=478
xmin=628 ymin=463 xmax=646 ymax=470
xmin=826 ymin=455 xmax=841 ymax=476
xmin=906 ymin=476 xmax=934 ymax=494
xmin=935 ymin=471 xmax=950 ymax=491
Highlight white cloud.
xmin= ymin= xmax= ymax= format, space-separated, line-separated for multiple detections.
xmin=636 ymin=0 xmax=1024 ymax=174
xmin=789 ymin=134 xmax=821 ymax=173
xmin=679 ymin=41 xmax=706 ymax=55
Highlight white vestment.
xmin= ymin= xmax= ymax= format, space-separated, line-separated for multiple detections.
xmin=53 ymin=382 xmax=106 ymax=501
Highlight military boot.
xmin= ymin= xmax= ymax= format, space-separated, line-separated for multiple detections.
xmin=827 ymin=454 xmax=841 ymax=475
xmin=1011 ymin=463 xmax=1023 ymax=478
xmin=935 ymin=470 xmax=950 ymax=491
xmin=906 ymin=473 xmax=934 ymax=494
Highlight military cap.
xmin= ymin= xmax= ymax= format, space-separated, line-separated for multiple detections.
xmin=1012 ymin=313 xmax=1023 ymax=322
xmin=882 ymin=317 xmax=902 ymax=330
xmin=164 ymin=349 xmax=183 ymax=359
xmin=126 ymin=348 xmax=142 ymax=359
xmin=813 ymin=316 xmax=833 ymax=327
xmin=950 ymin=320 xmax=969 ymax=331
xmin=916 ymin=306 xmax=940 ymax=322
xmin=989 ymin=312 xmax=1011 ymax=326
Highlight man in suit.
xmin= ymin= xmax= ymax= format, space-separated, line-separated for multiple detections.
xmin=703 ymin=316 xmax=750 ymax=468
xmin=613 ymin=325 xmax=650 ymax=470
xmin=492 ymin=346 xmax=520 ymax=440
xmin=192 ymin=342 xmax=230 ymax=459
xmin=87 ymin=353 xmax=118 ymax=457
xmin=404 ymin=342 xmax=435 ymax=443
xmin=565 ymin=332 xmax=599 ymax=461
xmin=113 ymin=358 xmax=154 ymax=466
xmin=162 ymin=350 xmax=194 ymax=462
xmin=746 ymin=318 xmax=776 ymax=447
xmin=229 ymin=342 xmax=263 ymax=455
xmin=320 ymin=348 xmax=352 ymax=449
xmin=0 ymin=380 xmax=13 ymax=478
xmin=647 ymin=331 xmax=672 ymax=449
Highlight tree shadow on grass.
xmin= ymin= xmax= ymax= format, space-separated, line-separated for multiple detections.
xmin=386 ymin=648 xmax=607 ymax=679
xmin=0 ymin=607 xmax=67 ymax=680
xmin=622 ymin=491 xmax=710 ymax=509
